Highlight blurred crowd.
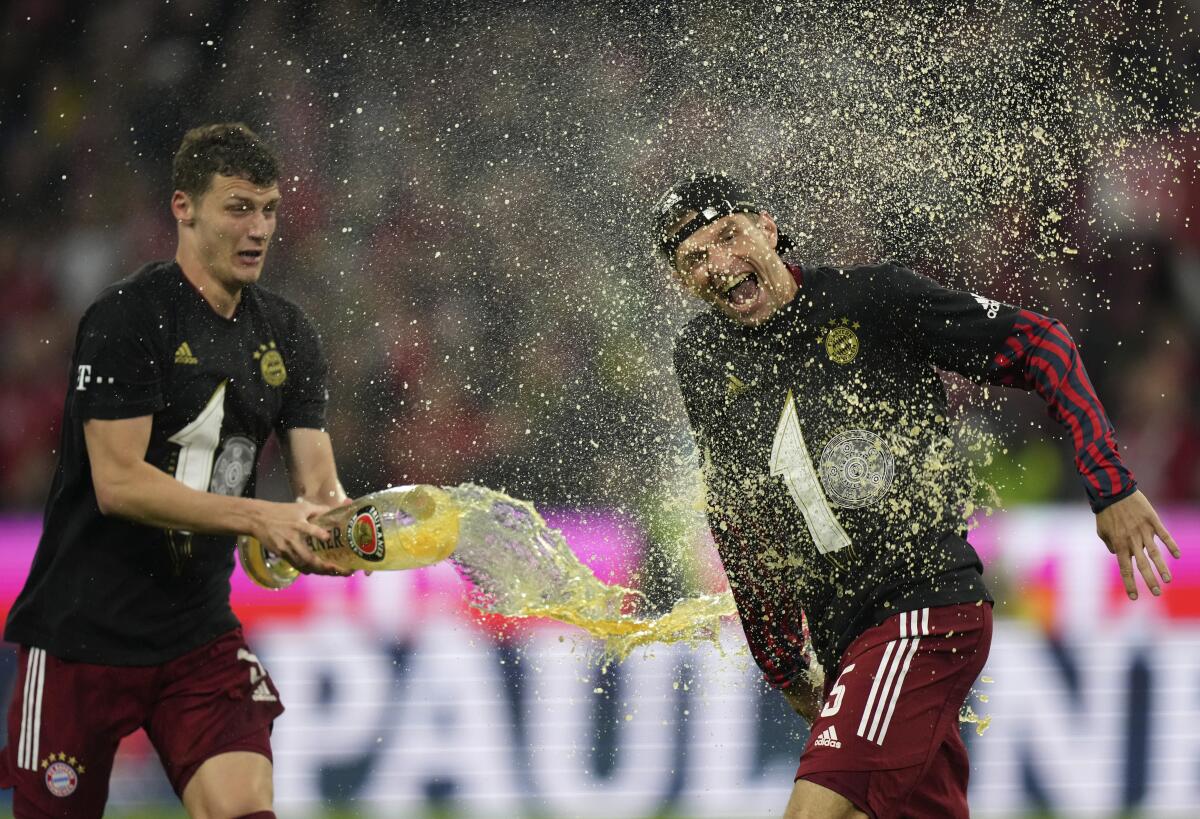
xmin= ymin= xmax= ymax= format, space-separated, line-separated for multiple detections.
xmin=1 ymin=0 xmax=1197 ymax=520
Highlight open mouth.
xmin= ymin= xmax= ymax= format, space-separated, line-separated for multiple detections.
xmin=237 ymin=249 xmax=264 ymax=265
xmin=720 ymin=271 xmax=760 ymax=308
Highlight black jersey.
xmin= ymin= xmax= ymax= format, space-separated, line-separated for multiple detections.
xmin=673 ymin=262 xmax=1135 ymax=682
xmin=4 ymin=261 xmax=328 ymax=665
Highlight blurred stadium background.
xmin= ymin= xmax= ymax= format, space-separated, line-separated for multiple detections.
xmin=1 ymin=0 xmax=1198 ymax=816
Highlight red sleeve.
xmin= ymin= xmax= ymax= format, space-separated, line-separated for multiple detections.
xmin=988 ymin=309 xmax=1137 ymax=511
xmin=883 ymin=264 xmax=1137 ymax=512
xmin=709 ymin=509 xmax=813 ymax=689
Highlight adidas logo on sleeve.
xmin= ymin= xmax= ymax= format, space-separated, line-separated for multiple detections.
xmin=814 ymin=725 xmax=843 ymax=749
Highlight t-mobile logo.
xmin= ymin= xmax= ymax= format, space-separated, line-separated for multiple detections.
xmin=75 ymin=365 xmax=92 ymax=391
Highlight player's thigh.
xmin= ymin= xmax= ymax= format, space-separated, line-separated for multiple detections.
xmin=180 ymin=750 xmax=272 ymax=819
xmin=3 ymin=646 xmax=148 ymax=818
xmin=145 ymin=629 xmax=283 ymax=798
xmin=784 ymin=779 xmax=869 ymax=819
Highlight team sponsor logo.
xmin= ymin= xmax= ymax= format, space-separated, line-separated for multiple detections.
xmin=41 ymin=753 xmax=84 ymax=797
xmin=813 ymin=725 xmax=843 ymax=749
xmin=174 ymin=341 xmax=199 ymax=365
xmin=972 ymin=293 xmax=1001 ymax=319
xmin=254 ymin=341 xmax=288 ymax=387
xmin=348 ymin=506 xmax=386 ymax=562
xmin=210 ymin=436 xmax=256 ymax=496
xmin=75 ymin=365 xmax=117 ymax=390
xmin=818 ymin=429 xmax=895 ymax=508
xmin=725 ymin=372 xmax=749 ymax=398
xmin=818 ymin=318 xmax=860 ymax=364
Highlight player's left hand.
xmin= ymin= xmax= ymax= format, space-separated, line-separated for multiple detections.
xmin=1095 ymin=490 xmax=1181 ymax=600
xmin=781 ymin=672 xmax=824 ymax=725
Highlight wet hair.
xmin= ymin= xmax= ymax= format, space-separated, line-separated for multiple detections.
xmin=172 ymin=123 xmax=280 ymax=199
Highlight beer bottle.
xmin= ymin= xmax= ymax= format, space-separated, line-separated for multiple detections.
xmin=238 ymin=484 xmax=460 ymax=589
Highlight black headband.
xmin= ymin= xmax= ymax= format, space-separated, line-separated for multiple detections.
xmin=653 ymin=173 xmax=794 ymax=259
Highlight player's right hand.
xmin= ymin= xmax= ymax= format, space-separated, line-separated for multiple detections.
xmin=251 ymin=499 xmax=351 ymax=576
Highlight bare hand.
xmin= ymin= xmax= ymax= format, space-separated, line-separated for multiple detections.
xmin=781 ymin=671 xmax=824 ymax=725
xmin=252 ymin=499 xmax=350 ymax=576
xmin=1095 ymin=490 xmax=1181 ymax=600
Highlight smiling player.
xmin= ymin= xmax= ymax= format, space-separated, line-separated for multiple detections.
xmin=0 ymin=123 xmax=349 ymax=819
xmin=655 ymin=172 xmax=1181 ymax=819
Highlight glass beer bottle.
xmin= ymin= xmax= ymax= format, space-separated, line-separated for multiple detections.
xmin=238 ymin=484 xmax=460 ymax=589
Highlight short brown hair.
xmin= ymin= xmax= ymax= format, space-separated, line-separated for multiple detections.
xmin=172 ymin=123 xmax=280 ymax=198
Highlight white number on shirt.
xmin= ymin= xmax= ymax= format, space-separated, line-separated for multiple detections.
xmin=168 ymin=381 xmax=227 ymax=491
xmin=769 ymin=390 xmax=852 ymax=555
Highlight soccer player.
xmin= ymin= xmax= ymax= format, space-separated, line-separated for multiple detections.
xmin=0 ymin=123 xmax=350 ymax=819
xmin=654 ymin=173 xmax=1181 ymax=819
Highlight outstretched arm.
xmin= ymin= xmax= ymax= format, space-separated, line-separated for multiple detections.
xmin=885 ymin=264 xmax=1183 ymax=599
xmin=986 ymin=310 xmax=1181 ymax=599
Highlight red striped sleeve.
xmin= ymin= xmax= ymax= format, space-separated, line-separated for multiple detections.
xmin=988 ymin=309 xmax=1137 ymax=511
xmin=711 ymin=516 xmax=811 ymax=688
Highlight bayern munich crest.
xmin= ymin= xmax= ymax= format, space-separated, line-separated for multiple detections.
xmin=42 ymin=754 xmax=83 ymax=797
xmin=347 ymin=506 xmax=385 ymax=562
xmin=818 ymin=429 xmax=895 ymax=508
xmin=819 ymin=318 xmax=860 ymax=364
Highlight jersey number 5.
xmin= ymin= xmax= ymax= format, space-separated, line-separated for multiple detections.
xmin=769 ymin=391 xmax=852 ymax=555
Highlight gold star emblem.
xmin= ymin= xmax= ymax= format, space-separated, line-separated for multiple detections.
xmin=819 ymin=318 xmax=861 ymax=364
xmin=68 ymin=756 xmax=77 ymax=766
xmin=41 ymin=758 xmax=49 ymax=769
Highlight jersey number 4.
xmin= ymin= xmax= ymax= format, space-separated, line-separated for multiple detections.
xmin=769 ymin=391 xmax=852 ymax=555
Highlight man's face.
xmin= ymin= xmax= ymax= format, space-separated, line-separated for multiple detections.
xmin=670 ymin=211 xmax=796 ymax=326
xmin=178 ymin=174 xmax=280 ymax=289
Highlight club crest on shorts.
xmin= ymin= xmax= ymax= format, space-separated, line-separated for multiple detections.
xmin=818 ymin=318 xmax=860 ymax=365
xmin=42 ymin=753 xmax=84 ymax=797
xmin=348 ymin=505 xmax=385 ymax=562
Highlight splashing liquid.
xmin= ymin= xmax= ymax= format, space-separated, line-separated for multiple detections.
xmin=446 ymin=483 xmax=736 ymax=660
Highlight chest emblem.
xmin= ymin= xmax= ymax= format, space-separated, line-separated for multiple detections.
xmin=174 ymin=341 xmax=198 ymax=365
xmin=254 ymin=341 xmax=287 ymax=387
xmin=818 ymin=429 xmax=895 ymax=508
xmin=819 ymin=318 xmax=860 ymax=364
xmin=726 ymin=372 xmax=750 ymax=398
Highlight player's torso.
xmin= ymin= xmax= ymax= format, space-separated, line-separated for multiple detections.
xmin=148 ymin=288 xmax=292 ymax=500
xmin=684 ymin=267 xmax=975 ymax=658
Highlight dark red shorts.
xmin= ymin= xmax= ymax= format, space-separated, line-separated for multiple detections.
xmin=0 ymin=628 xmax=283 ymax=819
xmin=796 ymin=601 xmax=992 ymax=819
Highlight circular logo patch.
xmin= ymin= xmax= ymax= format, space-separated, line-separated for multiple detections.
xmin=818 ymin=429 xmax=894 ymax=508
xmin=209 ymin=436 xmax=256 ymax=496
xmin=260 ymin=349 xmax=287 ymax=386
xmin=347 ymin=506 xmax=385 ymax=562
xmin=824 ymin=326 xmax=860 ymax=364
xmin=45 ymin=761 xmax=79 ymax=797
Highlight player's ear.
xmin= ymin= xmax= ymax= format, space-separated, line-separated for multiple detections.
xmin=171 ymin=190 xmax=196 ymax=226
